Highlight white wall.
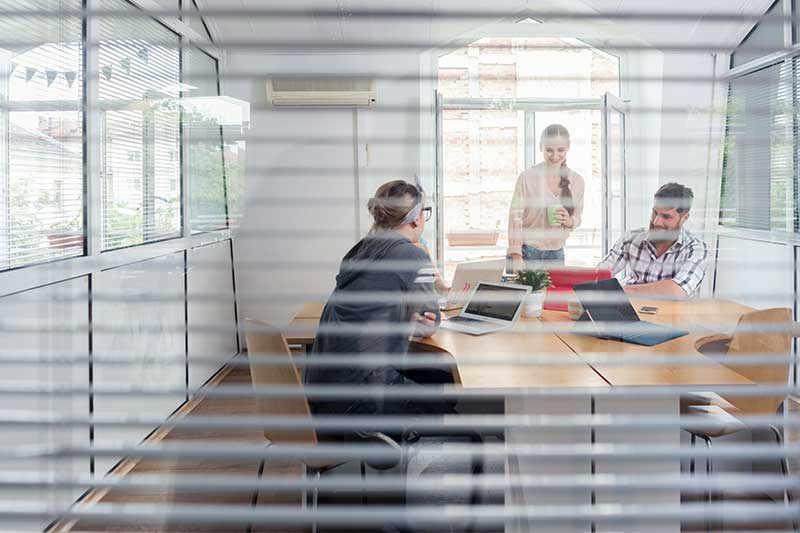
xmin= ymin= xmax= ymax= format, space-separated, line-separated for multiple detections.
xmin=0 ymin=277 xmax=90 ymax=532
xmin=715 ymin=236 xmax=795 ymax=310
xmin=227 ymin=52 xmax=423 ymax=326
xmin=621 ymin=49 xmax=664 ymax=232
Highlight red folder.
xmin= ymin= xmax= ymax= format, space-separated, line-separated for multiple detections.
xmin=544 ymin=267 xmax=613 ymax=311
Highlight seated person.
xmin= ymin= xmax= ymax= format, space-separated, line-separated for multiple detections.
xmin=306 ymin=179 xmax=454 ymax=438
xmin=598 ymin=182 xmax=708 ymax=299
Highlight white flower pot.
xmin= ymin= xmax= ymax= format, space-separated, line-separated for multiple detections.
xmin=522 ymin=289 xmax=546 ymax=318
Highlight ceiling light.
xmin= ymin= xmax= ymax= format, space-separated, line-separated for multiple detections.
xmin=515 ymin=16 xmax=542 ymax=24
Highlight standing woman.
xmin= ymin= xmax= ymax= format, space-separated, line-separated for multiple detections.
xmin=507 ymin=124 xmax=585 ymax=272
xmin=306 ymin=179 xmax=452 ymax=431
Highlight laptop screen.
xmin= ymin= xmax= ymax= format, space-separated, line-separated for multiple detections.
xmin=463 ymin=283 xmax=527 ymax=321
xmin=573 ymin=278 xmax=640 ymax=323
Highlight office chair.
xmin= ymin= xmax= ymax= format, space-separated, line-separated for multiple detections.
xmin=683 ymin=308 xmax=796 ymax=532
xmin=244 ymin=318 xmax=485 ymax=533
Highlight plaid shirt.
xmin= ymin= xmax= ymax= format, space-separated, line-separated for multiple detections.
xmin=599 ymin=227 xmax=709 ymax=296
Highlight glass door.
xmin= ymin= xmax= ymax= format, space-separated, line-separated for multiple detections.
xmin=602 ymin=92 xmax=627 ymax=255
xmin=436 ymin=97 xmax=612 ymax=277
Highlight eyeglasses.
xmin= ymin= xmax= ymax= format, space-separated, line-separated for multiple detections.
xmin=422 ymin=206 xmax=432 ymax=222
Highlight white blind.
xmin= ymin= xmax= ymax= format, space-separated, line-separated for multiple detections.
xmin=0 ymin=3 xmax=797 ymax=533
xmin=720 ymin=61 xmax=795 ymax=232
xmin=98 ymin=0 xmax=181 ymax=250
xmin=185 ymin=47 xmax=227 ymax=233
xmin=0 ymin=0 xmax=83 ymax=270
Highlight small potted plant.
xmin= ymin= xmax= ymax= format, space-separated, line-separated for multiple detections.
xmin=514 ymin=269 xmax=552 ymax=318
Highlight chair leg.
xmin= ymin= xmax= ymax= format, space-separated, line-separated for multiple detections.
xmin=767 ymin=425 xmax=798 ymax=532
xmin=246 ymin=454 xmax=268 ymax=533
xmin=311 ymin=468 xmax=321 ymax=533
xmin=701 ymin=436 xmax=713 ymax=533
xmin=690 ymin=433 xmax=696 ymax=475
xmin=360 ymin=460 xmax=368 ymax=506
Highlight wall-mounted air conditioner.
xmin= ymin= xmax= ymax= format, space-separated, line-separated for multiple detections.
xmin=266 ymin=78 xmax=376 ymax=107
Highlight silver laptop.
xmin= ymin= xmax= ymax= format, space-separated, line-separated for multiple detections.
xmin=441 ymin=281 xmax=531 ymax=335
xmin=441 ymin=258 xmax=506 ymax=311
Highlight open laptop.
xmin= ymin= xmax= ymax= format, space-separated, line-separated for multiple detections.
xmin=441 ymin=281 xmax=531 ymax=335
xmin=441 ymin=258 xmax=506 ymax=311
xmin=572 ymin=278 xmax=689 ymax=346
xmin=544 ymin=266 xmax=613 ymax=311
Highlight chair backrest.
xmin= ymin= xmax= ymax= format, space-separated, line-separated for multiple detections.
xmin=244 ymin=318 xmax=318 ymax=446
xmin=724 ymin=308 xmax=792 ymax=415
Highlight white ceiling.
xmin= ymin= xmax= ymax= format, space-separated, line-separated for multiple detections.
xmin=198 ymin=0 xmax=774 ymax=53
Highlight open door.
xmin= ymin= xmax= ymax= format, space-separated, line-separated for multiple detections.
xmin=435 ymin=93 xmax=626 ymax=273
xmin=602 ymin=92 xmax=627 ymax=255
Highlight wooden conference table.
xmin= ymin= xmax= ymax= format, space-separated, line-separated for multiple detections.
xmin=285 ymin=298 xmax=754 ymax=533
xmin=285 ymin=298 xmax=753 ymax=389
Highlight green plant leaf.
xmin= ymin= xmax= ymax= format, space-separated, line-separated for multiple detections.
xmin=513 ymin=269 xmax=553 ymax=292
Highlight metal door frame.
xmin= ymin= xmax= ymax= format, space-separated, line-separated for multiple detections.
xmin=435 ymin=95 xmax=627 ymax=265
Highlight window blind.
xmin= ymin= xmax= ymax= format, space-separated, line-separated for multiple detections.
xmin=184 ymin=46 xmax=227 ymax=233
xmin=0 ymin=0 xmax=83 ymax=271
xmin=720 ymin=60 xmax=794 ymax=232
xmin=0 ymin=2 xmax=796 ymax=533
xmin=98 ymin=0 xmax=181 ymax=250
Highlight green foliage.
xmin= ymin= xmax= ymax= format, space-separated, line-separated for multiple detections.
xmin=514 ymin=269 xmax=553 ymax=292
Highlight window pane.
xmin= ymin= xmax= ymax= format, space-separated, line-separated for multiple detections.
xmin=99 ymin=0 xmax=181 ymax=250
xmin=720 ymin=62 xmax=794 ymax=231
xmin=184 ymin=47 xmax=226 ymax=233
xmin=731 ymin=0 xmax=786 ymax=68
xmin=0 ymin=0 xmax=84 ymax=270
xmin=185 ymin=0 xmax=214 ymax=42
xmin=438 ymin=37 xmax=620 ymax=100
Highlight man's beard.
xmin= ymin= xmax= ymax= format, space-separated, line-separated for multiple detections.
xmin=647 ymin=225 xmax=680 ymax=244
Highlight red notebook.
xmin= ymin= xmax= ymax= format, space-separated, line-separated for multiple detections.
xmin=544 ymin=267 xmax=613 ymax=311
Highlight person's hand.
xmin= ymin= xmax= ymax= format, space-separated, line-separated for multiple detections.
xmin=510 ymin=253 xmax=524 ymax=274
xmin=554 ymin=207 xmax=571 ymax=227
xmin=412 ymin=311 xmax=437 ymax=328
xmin=411 ymin=311 xmax=438 ymax=338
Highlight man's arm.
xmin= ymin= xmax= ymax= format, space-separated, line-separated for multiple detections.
xmin=598 ymin=234 xmax=630 ymax=276
xmin=623 ymin=239 xmax=709 ymax=300
xmin=671 ymin=239 xmax=709 ymax=297
xmin=623 ymin=279 xmax=688 ymax=299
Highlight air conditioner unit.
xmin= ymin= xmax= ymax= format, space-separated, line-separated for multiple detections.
xmin=267 ymin=78 xmax=376 ymax=107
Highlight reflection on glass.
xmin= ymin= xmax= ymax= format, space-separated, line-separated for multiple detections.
xmin=98 ymin=0 xmax=181 ymax=250
xmin=0 ymin=0 xmax=84 ymax=270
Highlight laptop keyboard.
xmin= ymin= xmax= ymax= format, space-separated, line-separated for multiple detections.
xmin=445 ymin=315 xmax=502 ymax=333
xmin=447 ymin=316 xmax=485 ymax=325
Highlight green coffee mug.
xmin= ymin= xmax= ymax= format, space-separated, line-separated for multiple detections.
xmin=547 ymin=205 xmax=562 ymax=226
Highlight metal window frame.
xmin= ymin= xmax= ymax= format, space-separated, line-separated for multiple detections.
xmin=0 ymin=0 xmax=229 ymax=288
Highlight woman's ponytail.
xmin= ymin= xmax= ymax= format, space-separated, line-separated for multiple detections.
xmin=558 ymin=160 xmax=575 ymax=216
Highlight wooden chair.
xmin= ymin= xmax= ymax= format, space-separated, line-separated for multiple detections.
xmin=244 ymin=318 xmax=401 ymax=533
xmin=243 ymin=318 xmax=485 ymax=533
xmin=684 ymin=308 xmax=795 ymax=529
